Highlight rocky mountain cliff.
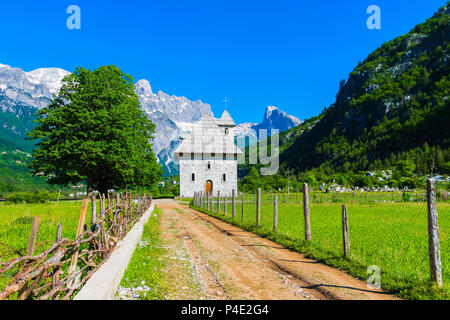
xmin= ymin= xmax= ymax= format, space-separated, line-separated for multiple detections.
xmin=0 ymin=64 xmax=301 ymax=176
xmin=134 ymin=79 xmax=214 ymax=175
xmin=234 ymin=106 xmax=302 ymax=147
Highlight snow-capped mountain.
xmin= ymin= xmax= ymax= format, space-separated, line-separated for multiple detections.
xmin=0 ymin=63 xmax=214 ymax=175
xmin=234 ymin=106 xmax=302 ymax=144
xmin=0 ymin=62 xmax=301 ymax=176
xmin=135 ymin=79 xmax=213 ymax=174
xmin=0 ymin=63 xmax=69 ymax=111
xmin=254 ymin=105 xmax=302 ymax=132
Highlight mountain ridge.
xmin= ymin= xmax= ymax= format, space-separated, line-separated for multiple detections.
xmin=279 ymin=3 xmax=449 ymax=178
xmin=0 ymin=63 xmax=302 ymax=181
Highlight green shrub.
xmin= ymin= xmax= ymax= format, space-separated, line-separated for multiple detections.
xmin=5 ymin=191 xmax=50 ymax=204
xmin=402 ymin=192 xmax=413 ymax=202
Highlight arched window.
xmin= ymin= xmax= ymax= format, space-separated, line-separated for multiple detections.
xmin=191 ymin=173 xmax=195 ymax=182
xmin=207 ymin=161 xmax=211 ymax=170
xmin=224 ymin=128 xmax=229 ymax=135
xmin=222 ymin=173 xmax=226 ymax=182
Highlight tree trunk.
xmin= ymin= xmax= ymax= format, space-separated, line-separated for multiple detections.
xmin=98 ymin=183 xmax=108 ymax=196
xmin=87 ymin=184 xmax=94 ymax=197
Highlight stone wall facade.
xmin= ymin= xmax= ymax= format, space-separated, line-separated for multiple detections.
xmin=179 ymin=153 xmax=238 ymax=198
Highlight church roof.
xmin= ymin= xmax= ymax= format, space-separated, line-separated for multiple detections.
xmin=174 ymin=113 xmax=243 ymax=157
xmin=217 ymin=110 xmax=235 ymax=127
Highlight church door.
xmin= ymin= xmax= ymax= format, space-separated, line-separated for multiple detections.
xmin=205 ymin=180 xmax=213 ymax=195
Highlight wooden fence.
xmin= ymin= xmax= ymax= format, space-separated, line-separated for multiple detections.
xmin=0 ymin=192 xmax=152 ymax=300
xmin=197 ymin=188 xmax=447 ymax=204
xmin=193 ymin=178 xmax=443 ymax=287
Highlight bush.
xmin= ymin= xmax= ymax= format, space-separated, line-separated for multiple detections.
xmin=402 ymin=192 xmax=413 ymax=202
xmin=5 ymin=191 xmax=50 ymax=204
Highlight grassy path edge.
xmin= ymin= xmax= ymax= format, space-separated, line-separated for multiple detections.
xmin=190 ymin=204 xmax=449 ymax=300
xmin=116 ymin=207 xmax=167 ymax=300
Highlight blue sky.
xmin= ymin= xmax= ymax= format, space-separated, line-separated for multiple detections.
xmin=0 ymin=0 xmax=446 ymax=124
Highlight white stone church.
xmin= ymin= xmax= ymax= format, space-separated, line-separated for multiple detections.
xmin=174 ymin=110 xmax=243 ymax=197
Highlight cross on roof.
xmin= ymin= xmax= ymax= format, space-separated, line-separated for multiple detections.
xmin=222 ymin=96 xmax=230 ymax=110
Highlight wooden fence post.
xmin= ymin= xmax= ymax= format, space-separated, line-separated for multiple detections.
xmin=208 ymin=192 xmax=212 ymax=211
xmin=27 ymin=216 xmax=40 ymax=256
xmin=224 ymin=195 xmax=227 ymax=215
xmin=218 ymin=191 xmax=221 ymax=214
xmin=107 ymin=193 xmax=112 ymax=220
xmin=303 ymin=183 xmax=311 ymax=241
xmin=426 ymin=178 xmax=442 ymax=287
xmin=232 ymin=189 xmax=236 ymax=218
xmin=342 ymin=204 xmax=350 ymax=257
xmin=242 ymin=193 xmax=245 ymax=221
xmin=69 ymin=198 xmax=89 ymax=274
xmin=273 ymin=194 xmax=278 ymax=231
xmin=91 ymin=194 xmax=96 ymax=226
xmin=100 ymin=193 xmax=108 ymax=255
xmin=256 ymin=188 xmax=261 ymax=227
xmin=56 ymin=223 xmax=62 ymax=242
xmin=207 ymin=192 xmax=210 ymax=211
xmin=17 ymin=216 xmax=41 ymax=299
xmin=202 ymin=191 xmax=205 ymax=209
xmin=100 ymin=193 xmax=105 ymax=220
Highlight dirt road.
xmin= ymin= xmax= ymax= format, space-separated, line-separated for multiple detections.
xmin=156 ymin=199 xmax=398 ymax=300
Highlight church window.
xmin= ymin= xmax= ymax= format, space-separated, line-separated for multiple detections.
xmin=207 ymin=161 xmax=211 ymax=170
xmin=191 ymin=173 xmax=195 ymax=182
xmin=179 ymin=152 xmax=183 ymax=157
xmin=211 ymin=153 xmax=215 ymax=158
xmin=234 ymin=153 xmax=237 ymax=160
xmin=223 ymin=154 xmax=226 ymax=160
xmin=225 ymin=128 xmax=229 ymax=135
xmin=191 ymin=153 xmax=194 ymax=160
xmin=222 ymin=173 xmax=226 ymax=182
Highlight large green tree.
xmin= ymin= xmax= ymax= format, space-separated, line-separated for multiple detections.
xmin=27 ymin=65 xmax=162 ymax=194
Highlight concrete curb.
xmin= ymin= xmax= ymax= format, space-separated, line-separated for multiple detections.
xmin=74 ymin=203 xmax=155 ymax=300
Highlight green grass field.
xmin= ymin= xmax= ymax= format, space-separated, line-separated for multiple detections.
xmin=0 ymin=200 xmax=95 ymax=291
xmin=194 ymin=198 xmax=450 ymax=300
xmin=0 ymin=201 xmax=94 ymax=257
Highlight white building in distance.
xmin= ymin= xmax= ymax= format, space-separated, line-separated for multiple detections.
xmin=174 ymin=110 xmax=243 ymax=197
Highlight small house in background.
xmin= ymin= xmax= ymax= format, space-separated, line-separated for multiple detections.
xmin=366 ymin=171 xmax=375 ymax=177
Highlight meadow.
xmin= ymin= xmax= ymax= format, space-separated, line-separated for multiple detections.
xmin=0 ymin=200 xmax=94 ymax=257
xmin=194 ymin=196 xmax=450 ymax=299
xmin=0 ymin=200 xmax=95 ymax=289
